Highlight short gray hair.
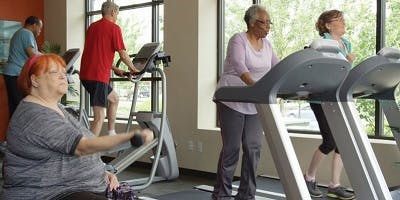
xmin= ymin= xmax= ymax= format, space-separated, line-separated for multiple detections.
xmin=244 ymin=5 xmax=267 ymax=28
xmin=101 ymin=1 xmax=119 ymax=16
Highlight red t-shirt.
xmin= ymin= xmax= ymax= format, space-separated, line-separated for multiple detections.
xmin=80 ymin=18 xmax=126 ymax=83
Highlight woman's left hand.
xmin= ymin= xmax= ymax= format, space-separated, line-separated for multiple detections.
xmin=105 ymin=171 xmax=120 ymax=191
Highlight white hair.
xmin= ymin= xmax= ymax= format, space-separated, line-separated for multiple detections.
xmin=244 ymin=5 xmax=267 ymax=28
xmin=101 ymin=1 xmax=119 ymax=16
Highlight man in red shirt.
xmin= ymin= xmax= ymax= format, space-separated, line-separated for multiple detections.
xmin=80 ymin=1 xmax=137 ymax=136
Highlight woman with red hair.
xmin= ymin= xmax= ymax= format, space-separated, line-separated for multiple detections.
xmin=2 ymin=54 xmax=154 ymax=200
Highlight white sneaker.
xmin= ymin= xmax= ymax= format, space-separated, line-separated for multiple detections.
xmin=108 ymin=130 xmax=117 ymax=136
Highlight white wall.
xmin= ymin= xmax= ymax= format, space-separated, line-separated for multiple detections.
xmin=66 ymin=0 xmax=85 ymax=61
xmin=44 ymin=0 xmax=67 ymax=52
xmin=44 ymin=0 xmax=85 ymax=60
xmin=45 ymin=0 xmax=85 ymax=102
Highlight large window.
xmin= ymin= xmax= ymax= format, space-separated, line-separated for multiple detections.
xmin=218 ymin=0 xmax=398 ymax=138
xmin=384 ymin=0 xmax=400 ymax=137
xmin=85 ymin=0 xmax=163 ymax=119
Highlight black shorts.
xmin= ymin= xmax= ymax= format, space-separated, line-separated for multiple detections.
xmin=81 ymin=80 xmax=113 ymax=107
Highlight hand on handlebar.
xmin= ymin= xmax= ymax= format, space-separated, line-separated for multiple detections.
xmin=129 ymin=64 xmax=140 ymax=73
xmin=113 ymin=67 xmax=126 ymax=77
xmin=127 ymin=68 xmax=141 ymax=78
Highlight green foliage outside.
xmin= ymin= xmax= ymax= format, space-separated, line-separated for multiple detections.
xmin=224 ymin=0 xmax=400 ymax=136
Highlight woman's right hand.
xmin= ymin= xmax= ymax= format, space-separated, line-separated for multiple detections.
xmin=105 ymin=171 xmax=120 ymax=191
xmin=346 ymin=53 xmax=356 ymax=64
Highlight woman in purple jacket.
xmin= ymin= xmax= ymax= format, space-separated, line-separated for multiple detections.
xmin=212 ymin=5 xmax=279 ymax=200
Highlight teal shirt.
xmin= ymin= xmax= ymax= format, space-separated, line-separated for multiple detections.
xmin=3 ymin=28 xmax=38 ymax=76
xmin=309 ymin=33 xmax=353 ymax=104
xmin=323 ymin=32 xmax=352 ymax=58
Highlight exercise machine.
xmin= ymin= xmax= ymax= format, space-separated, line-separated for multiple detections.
xmin=63 ymin=44 xmax=179 ymax=191
xmin=63 ymin=48 xmax=91 ymax=129
xmin=337 ymin=47 xmax=400 ymax=199
xmin=347 ymin=47 xmax=400 ymax=151
xmin=103 ymin=42 xmax=179 ymax=191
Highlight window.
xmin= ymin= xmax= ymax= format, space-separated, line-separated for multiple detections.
xmin=86 ymin=0 xmax=163 ymax=119
xmin=262 ymin=0 xmax=377 ymax=134
xmin=385 ymin=0 xmax=400 ymax=49
xmin=218 ymin=0 xmax=397 ymax=138
xmin=383 ymin=0 xmax=400 ymax=137
xmin=218 ymin=0 xmax=254 ymax=77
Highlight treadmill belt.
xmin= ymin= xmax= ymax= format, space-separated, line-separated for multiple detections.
xmin=234 ymin=176 xmax=352 ymax=200
xmin=153 ymin=189 xmax=211 ymax=200
xmin=153 ymin=176 xmax=356 ymax=200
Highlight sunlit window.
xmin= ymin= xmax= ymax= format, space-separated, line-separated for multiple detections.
xmin=219 ymin=0 xmax=393 ymax=137
xmin=383 ymin=0 xmax=400 ymax=137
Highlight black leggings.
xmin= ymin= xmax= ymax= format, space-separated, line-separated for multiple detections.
xmin=58 ymin=191 xmax=107 ymax=200
xmin=3 ymin=75 xmax=23 ymax=119
xmin=310 ymin=103 xmax=339 ymax=155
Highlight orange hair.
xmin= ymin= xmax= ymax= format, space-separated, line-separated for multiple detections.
xmin=18 ymin=54 xmax=66 ymax=96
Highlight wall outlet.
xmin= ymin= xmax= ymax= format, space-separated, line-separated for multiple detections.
xmin=188 ymin=140 xmax=194 ymax=151
xmin=197 ymin=141 xmax=203 ymax=152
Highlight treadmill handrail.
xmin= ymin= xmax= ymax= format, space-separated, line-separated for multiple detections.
xmin=339 ymin=47 xmax=400 ymax=101
xmin=214 ymin=40 xmax=350 ymax=104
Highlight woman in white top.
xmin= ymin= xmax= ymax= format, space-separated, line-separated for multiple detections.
xmin=212 ymin=5 xmax=279 ymax=200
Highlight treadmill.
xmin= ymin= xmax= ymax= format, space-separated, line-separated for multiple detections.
xmin=214 ymin=39 xmax=351 ymax=200
xmin=337 ymin=47 xmax=400 ymax=200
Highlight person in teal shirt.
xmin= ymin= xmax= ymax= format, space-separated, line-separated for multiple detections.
xmin=3 ymin=16 xmax=42 ymax=118
xmin=304 ymin=10 xmax=356 ymax=200
xmin=322 ymin=33 xmax=354 ymax=63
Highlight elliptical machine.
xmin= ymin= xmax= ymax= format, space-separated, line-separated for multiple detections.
xmin=104 ymin=42 xmax=179 ymax=190
xmin=62 ymin=43 xmax=179 ymax=191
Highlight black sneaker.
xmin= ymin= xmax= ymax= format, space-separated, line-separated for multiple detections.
xmin=304 ymin=177 xmax=323 ymax=198
xmin=326 ymin=186 xmax=355 ymax=200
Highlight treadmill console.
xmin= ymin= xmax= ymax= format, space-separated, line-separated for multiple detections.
xmin=62 ymin=48 xmax=81 ymax=74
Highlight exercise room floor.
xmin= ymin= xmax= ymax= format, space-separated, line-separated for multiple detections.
xmin=0 ymin=154 xmax=216 ymax=198
xmin=115 ymin=162 xmax=216 ymax=197
xmin=0 ymin=154 xmax=361 ymax=199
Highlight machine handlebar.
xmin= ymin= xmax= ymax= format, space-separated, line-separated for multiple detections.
xmin=115 ymin=51 xmax=171 ymax=81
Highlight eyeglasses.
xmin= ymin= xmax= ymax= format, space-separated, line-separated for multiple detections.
xmin=329 ymin=17 xmax=345 ymax=23
xmin=256 ymin=19 xmax=273 ymax=26
xmin=48 ymin=70 xmax=67 ymax=78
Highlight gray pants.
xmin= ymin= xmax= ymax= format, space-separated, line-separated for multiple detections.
xmin=212 ymin=103 xmax=263 ymax=200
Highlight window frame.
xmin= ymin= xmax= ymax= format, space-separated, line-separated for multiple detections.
xmin=217 ymin=0 xmax=395 ymax=140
